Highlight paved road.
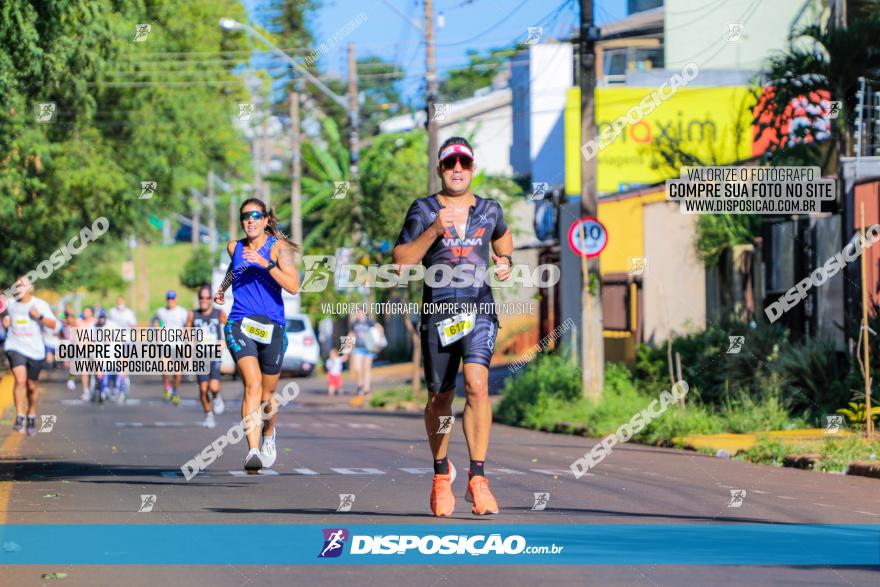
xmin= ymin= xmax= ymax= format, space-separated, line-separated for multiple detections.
xmin=1 ymin=371 xmax=878 ymax=586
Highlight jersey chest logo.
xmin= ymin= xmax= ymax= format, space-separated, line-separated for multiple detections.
xmin=440 ymin=227 xmax=486 ymax=249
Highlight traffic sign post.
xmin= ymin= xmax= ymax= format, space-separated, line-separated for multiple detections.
xmin=568 ymin=216 xmax=608 ymax=258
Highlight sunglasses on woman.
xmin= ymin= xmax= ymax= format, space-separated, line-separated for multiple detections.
xmin=440 ymin=156 xmax=473 ymax=171
xmin=240 ymin=211 xmax=266 ymax=221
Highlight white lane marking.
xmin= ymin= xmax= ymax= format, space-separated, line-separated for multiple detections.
xmin=64 ymin=398 xmax=198 ymax=406
xmin=751 ymin=490 xmax=769 ymax=494
xmin=347 ymin=423 xmax=380 ymax=429
xmin=154 ymin=422 xmax=185 ymax=427
xmin=776 ymin=496 xmax=797 ymax=500
xmin=856 ymin=510 xmax=880 ymax=516
xmin=274 ymin=422 xmax=301 ymax=428
xmin=331 ymin=468 xmax=385 ymax=475
xmin=115 ymin=422 xmax=144 ymax=427
xmin=293 ymin=468 xmax=319 ymax=475
xmin=644 ymin=472 xmax=659 ymax=476
xmin=812 ymin=503 xmax=833 ymax=507
xmin=531 ymin=469 xmax=580 ymax=477
xmin=229 ymin=470 xmax=280 ymax=476
xmin=395 ymin=467 xmax=529 ymax=476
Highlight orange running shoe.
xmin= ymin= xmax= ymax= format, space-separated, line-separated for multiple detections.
xmin=465 ymin=475 xmax=499 ymax=515
xmin=430 ymin=461 xmax=456 ymax=517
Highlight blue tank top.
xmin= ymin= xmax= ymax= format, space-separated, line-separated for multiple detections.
xmin=228 ymin=236 xmax=285 ymax=327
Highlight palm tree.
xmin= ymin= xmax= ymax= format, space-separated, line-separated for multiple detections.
xmin=288 ymin=115 xmax=360 ymax=250
xmin=755 ymin=14 xmax=880 ymax=168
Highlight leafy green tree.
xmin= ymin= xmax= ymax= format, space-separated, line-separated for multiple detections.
xmin=359 ymin=130 xmax=427 ymax=251
xmin=438 ymin=47 xmax=515 ymax=101
xmin=0 ymin=0 xmax=255 ymax=291
xmin=756 ymin=17 xmax=880 ymax=169
xmin=295 ymin=115 xmax=354 ymax=249
xmin=180 ymin=246 xmax=216 ymax=290
xmin=356 ymin=55 xmax=406 ymax=137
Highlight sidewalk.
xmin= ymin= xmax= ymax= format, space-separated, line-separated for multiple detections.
xmin=0 ymin=374 xmax=22 ymax=524
xmin=676 ymin=428 xmax=854 ymax=453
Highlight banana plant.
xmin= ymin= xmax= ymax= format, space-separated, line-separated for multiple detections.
xmin=836 ymin=402 xmax=880 ymax=426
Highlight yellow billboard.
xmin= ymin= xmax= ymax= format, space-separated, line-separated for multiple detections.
xmin=595 ymin=86 xmax=756 ymax=194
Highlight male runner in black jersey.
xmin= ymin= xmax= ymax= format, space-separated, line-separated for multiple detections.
xmin=187 ymin=285 xmax=227 ymax=429
xmin=393 ymin=137 xmax=513 ymax=516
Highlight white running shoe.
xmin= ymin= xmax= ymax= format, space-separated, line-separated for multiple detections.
xmin=212 ymin=394 xmax=225 ymax=415
xmin=66 ymin=380 xmax=76 ymax=391
xmin=260 ymin=428 xmax=277 ymax=468
xmin=244 ymin=448 xmax=263 ymax=472
xmin=203 ymin=412 xmax=216 ymax=429
xmin=80 ymin=389 xmax=90 ymax=401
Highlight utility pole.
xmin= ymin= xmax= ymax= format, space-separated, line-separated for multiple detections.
xmin=252 ymin=128 xmax=262 ymax=200
xmin=348 ymin=42 xmax=363 ymax=244
xmin=138 ymin=237 xmax=149 ymax=316
xmin=191 ymin=191 xmax=201 ymax=248
xmin=580 ymin=0 xmax=604 ymax=400
xmin=290 ymin=90 xmax=303 ymax=246
xmin=207 ymin=171 xmax=217 ymax=252
xmin=228 ymin=190 xmax=237 ymax=245
xmin=262 ymin=119 xmax=271 ymax=207
xmin=425 ymin=0 xmax=439 ymax=195
xmin=219 ymin=19 xmax=361 ymax=231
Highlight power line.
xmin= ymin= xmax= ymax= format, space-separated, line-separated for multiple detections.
xmin=435 ymin=0 xmax=533 ymax=47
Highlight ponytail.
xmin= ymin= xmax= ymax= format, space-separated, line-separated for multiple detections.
xmin=265 ymin=207 xmax=301 ymax=253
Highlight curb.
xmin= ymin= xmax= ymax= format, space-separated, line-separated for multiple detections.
xmin=783 ymin=453 xmax=822 ymax=470
xmin=0 ymin=373 xmax=22 ymax=525
xmin=847 ymin=461 xmax=880 ymax=479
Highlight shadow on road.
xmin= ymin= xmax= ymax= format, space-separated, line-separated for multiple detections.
xmin=2 ymin=459 xmax=243 ymax=488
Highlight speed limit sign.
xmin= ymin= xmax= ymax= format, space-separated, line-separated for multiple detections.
xmin=567 ymin=216 xmax=608 ymax=258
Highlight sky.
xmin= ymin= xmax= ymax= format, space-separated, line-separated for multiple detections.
xmin=247 ymin=0 xmax=628 ymax=102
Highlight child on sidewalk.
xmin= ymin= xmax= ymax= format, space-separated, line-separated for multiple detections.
xmin=326 ymin=348 xmax=347 ymax=396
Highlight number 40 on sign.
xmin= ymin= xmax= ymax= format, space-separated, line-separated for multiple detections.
xmin=567 ymin=217 xmax=608 ymax=258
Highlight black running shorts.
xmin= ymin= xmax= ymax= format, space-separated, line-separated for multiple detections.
xmin=420 ymin=313 xmax=498 ymax=393
xmin=223 ymin=315 xmax=288 ymax=376
xmin=196 ymin=361 xmax=222 ymax=384
xmin=6 ymin=350 xmax=45 ymax=381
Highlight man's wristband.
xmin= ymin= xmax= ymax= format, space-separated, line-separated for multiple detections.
xmin=266 ymin=260 xmax=277 ymax=271
xmin=498 ymin=254 xmax=513 ymax=266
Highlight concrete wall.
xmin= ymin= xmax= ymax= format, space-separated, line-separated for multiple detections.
xmin=438 ymin=90 xmax=513 ymax=176
xmin=510 ymin=43 xmax=573 ymax=183
xmin=664 ymin=0 xmax=820 ymax=71
xmin=642 ymin=199 xmax=706 ymax=343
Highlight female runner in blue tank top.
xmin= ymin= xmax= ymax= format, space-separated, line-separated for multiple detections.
xmin=213 ymin=198 xmax=300 ymax=471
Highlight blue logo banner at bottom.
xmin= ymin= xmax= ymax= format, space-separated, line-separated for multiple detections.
xmin=0 ymin=524 xmax=878 ymax=565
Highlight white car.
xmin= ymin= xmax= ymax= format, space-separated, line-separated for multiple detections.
xmin=281 ymin=314 xmax=320 ymax=377
xmin=220 ymin=314 xmax=319 ymax=377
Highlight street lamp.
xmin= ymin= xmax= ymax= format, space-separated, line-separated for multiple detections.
xmin=218 ymin=18 xmax=242 ymax=31
xmin=218 ymin=18 xmax=354 ymax=125
xmin=219 ymin=17 xmax=361 ymax=246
